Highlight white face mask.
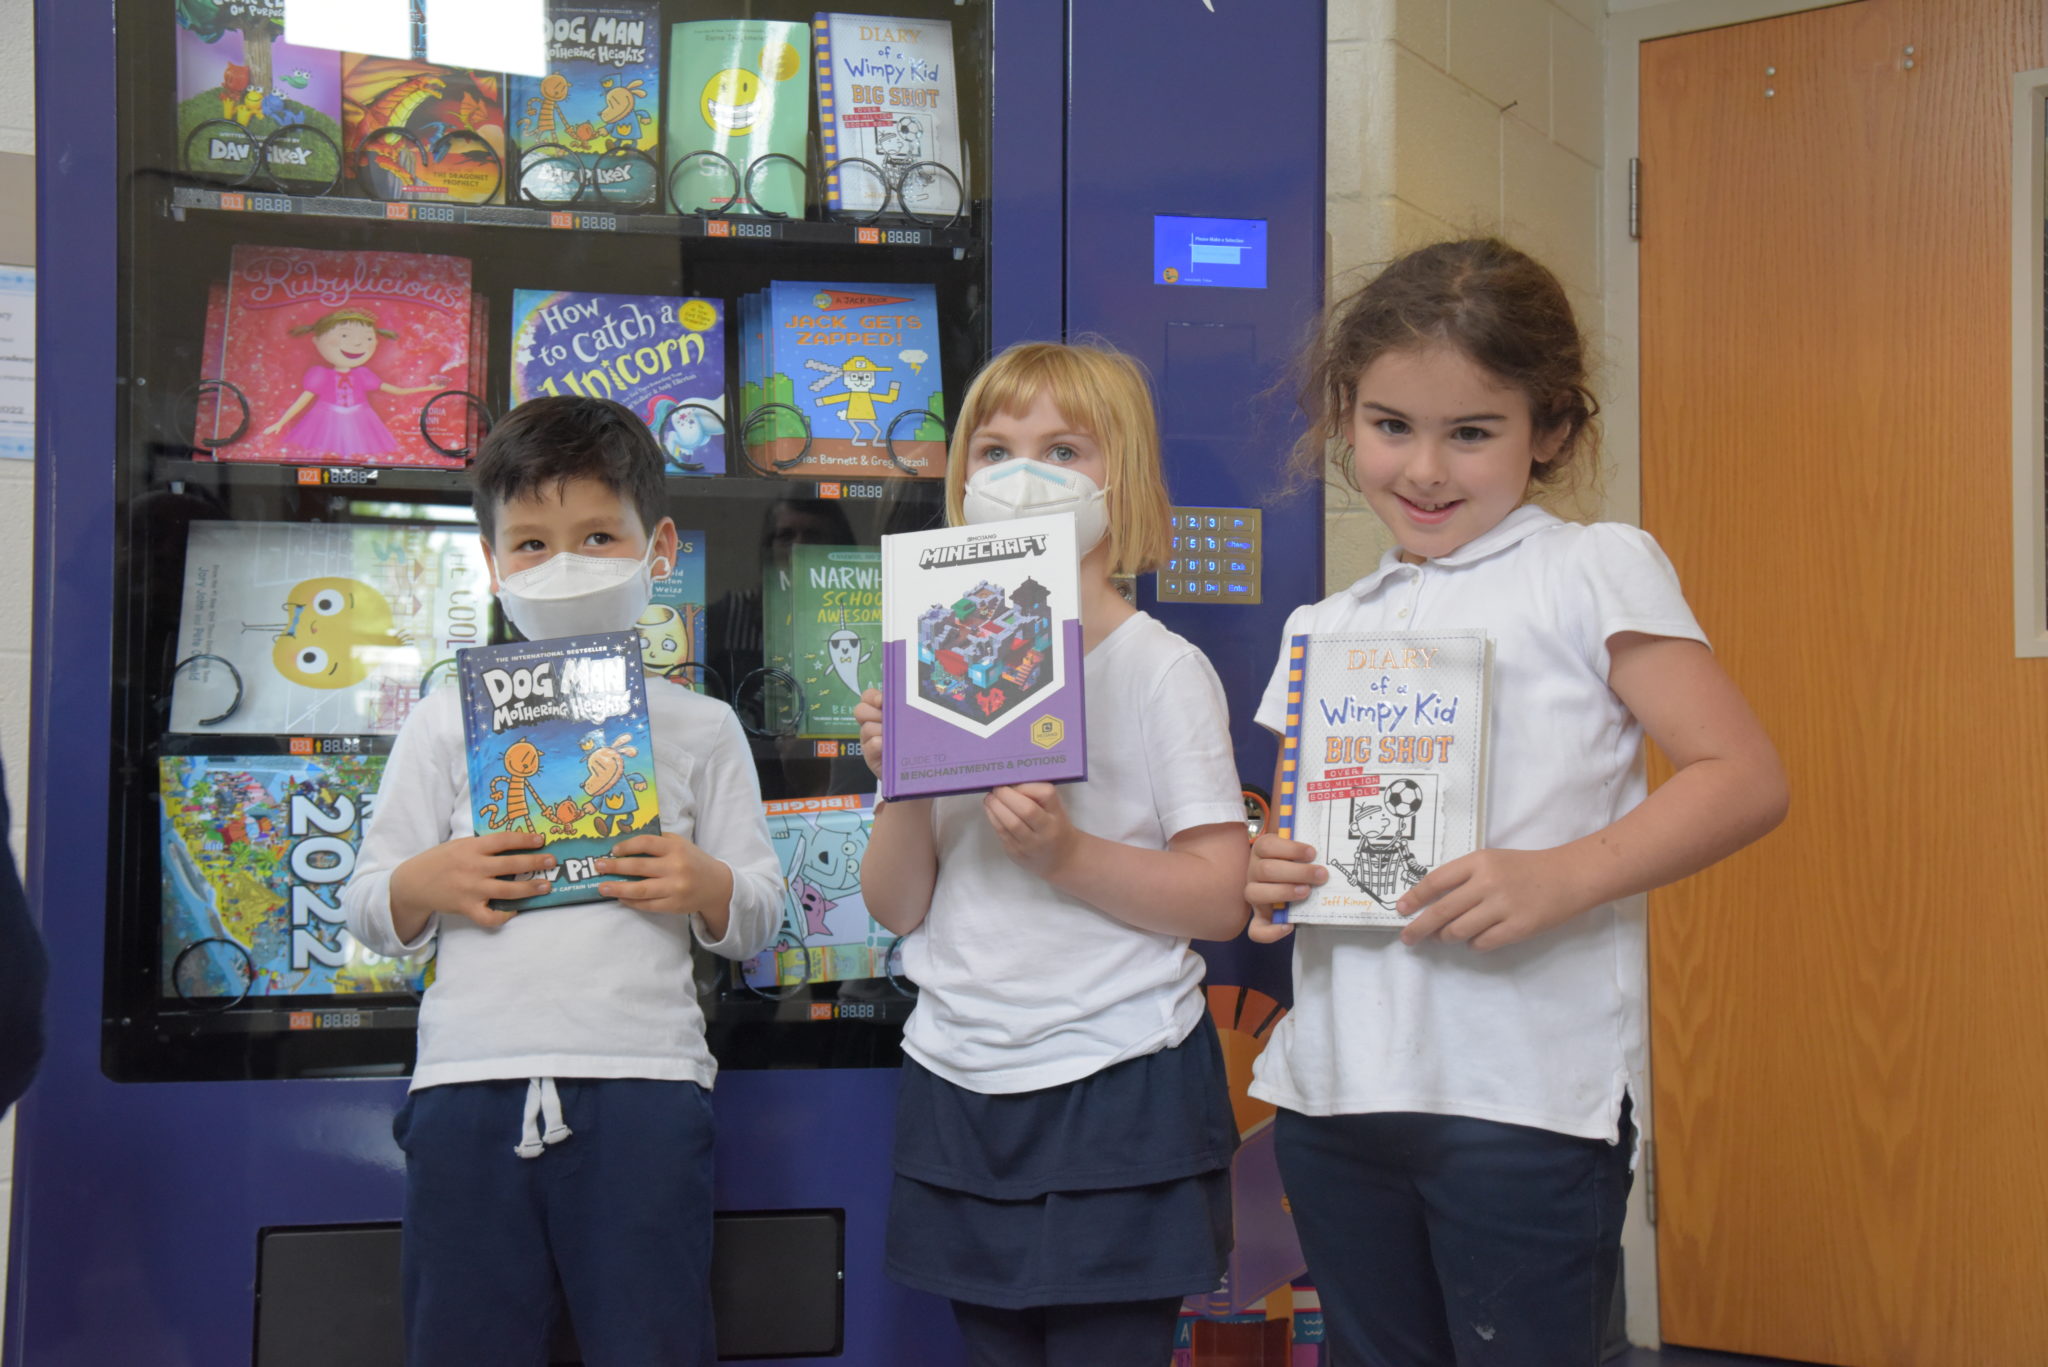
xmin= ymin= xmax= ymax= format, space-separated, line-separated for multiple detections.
xmin=961 ymin=461 xmax=1111 ymax=556
xmin=495 ymin=538 xmax=669 ymax=641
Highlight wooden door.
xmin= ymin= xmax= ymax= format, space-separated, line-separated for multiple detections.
xmin=1641 ymin=3 xmax=2048 ymax=1363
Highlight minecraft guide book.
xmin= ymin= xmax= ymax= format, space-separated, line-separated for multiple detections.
xmin=878 ymin=512 xmax=1086 ymax=800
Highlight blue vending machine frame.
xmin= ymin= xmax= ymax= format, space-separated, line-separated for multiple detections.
xmin=10 ymin=0 xmax=1323 ymax=1361
xmin=1067 ymin=3 xmax=1329 ymax=1341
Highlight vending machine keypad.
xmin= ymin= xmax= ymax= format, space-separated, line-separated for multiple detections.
xmin=1159 ymin=506 xmax=1262 ymax=604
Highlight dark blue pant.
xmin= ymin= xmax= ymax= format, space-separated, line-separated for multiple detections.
xmin=1274 ymin=1101 xmax=1633 ymax=1367
xmin=394 ymin=1078 xmax=717 ymax=1367
xmin=951 ymin=1296 xmax=1186 ymax=1367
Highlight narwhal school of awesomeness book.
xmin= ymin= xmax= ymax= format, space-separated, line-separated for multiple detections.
xmin=1272 ymin=630 xmax=1490 ymax=927
xmin=878 ymin=512 xmax=1085 ymax=800
xmin=456 ymin=630 xmax=661 ymax=910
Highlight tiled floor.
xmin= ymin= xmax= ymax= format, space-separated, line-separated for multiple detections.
xmin=1616 ymin=1346 xmax=1816 ymax=1366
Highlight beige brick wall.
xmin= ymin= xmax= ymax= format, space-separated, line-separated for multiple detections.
xmin=1325 ymin=0 xmax=1606 ymax=589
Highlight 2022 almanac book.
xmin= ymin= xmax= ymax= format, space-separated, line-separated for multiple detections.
xmin=879 ymin=513 xmax=1086 ymax=800
xmin=456 ymin=631 xmax=661 ymax=911
xmin=1274 ymin=631 xmax=1490 ymax=927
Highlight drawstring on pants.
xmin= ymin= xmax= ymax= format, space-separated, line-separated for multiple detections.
xmin=514 ymin=1077 xmax=573 ymax=1159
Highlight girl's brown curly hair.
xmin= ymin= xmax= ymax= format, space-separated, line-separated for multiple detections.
xmin=1289 ymin=238 xmax=1599 ymax=495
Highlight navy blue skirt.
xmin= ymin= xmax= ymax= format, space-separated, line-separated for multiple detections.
xmin=887 ymin=1014 xmax=1238 ymax=1309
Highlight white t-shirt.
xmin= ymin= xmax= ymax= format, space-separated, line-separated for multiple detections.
xmin=342 ymin=681 xmax=783 ymax=1092
xmin=1251 ymin=505 xmax=1707 ymax=1141
xmin=899 ymin=612 xmax=1248 ymax=1095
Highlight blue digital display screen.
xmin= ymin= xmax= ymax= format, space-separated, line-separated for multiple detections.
xmin=1153 ymin=215 xmax=1269 ymax=289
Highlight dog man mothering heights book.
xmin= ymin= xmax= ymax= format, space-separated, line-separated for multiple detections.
xmin=457 ymin=631 xmax=661 ymax=910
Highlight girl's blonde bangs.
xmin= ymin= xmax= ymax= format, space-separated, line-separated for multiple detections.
xmin=944 ymin=343 xmax=1172 ymax=577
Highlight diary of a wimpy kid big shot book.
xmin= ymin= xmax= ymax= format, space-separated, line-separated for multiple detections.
xmin=1274 ymin=630 xmax=1490 ymax=927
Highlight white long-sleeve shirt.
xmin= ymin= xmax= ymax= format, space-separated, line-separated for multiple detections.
xmin=342 ymin=680 xmax=781 ymax=1091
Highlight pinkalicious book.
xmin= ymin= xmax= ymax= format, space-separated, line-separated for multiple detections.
xmin=457 ymin=631 xmax=661 ymax=911
xmin=788 ymin=545 xmax=880 ymax=739
xmin=174 ymin=1 xmax=343 ymax=187
xmin=665 ymin=19 xmax=811 ymax=216
xmin=169 ymin=519 xmax=492 ymax=736
xmin=190 ymin=278 xmax=234 ymax=445
xmin=812 ymin=13 xmax=963 ymax=219
xmin=159 ymin=752 xmax=434 ymax=999
xmin=879 ymin=512 xmax=1086 ymax=800
xmin=509 ymin=290 xmax=726 ymax=474
xmin=341 ymin=54 xmax=508 ymax=204
xmin=1271 ymin=631 xmax=1490 ymax=927
xmin=509 ymin=2 xmax=662 ymax=207
xmin=742 ymin=280 xmax=945 ymax=479
xmin=636 ymin=529 xmax=707 ymax=689
xmin=741 ymin=794 xmax=897 ymax=992
xmin=203 ymin=245 xmax=474 ymax=467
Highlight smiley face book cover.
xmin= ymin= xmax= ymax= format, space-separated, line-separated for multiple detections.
xmin=170 ymin=519 xmax=491 ymax=737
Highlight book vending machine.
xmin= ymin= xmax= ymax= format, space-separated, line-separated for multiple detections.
xmin=15 ymin=0 xmax=1325 ymax=1362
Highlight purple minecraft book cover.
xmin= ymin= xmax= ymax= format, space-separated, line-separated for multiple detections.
xmin=878 ymin=512 xmax=1086 ymax=800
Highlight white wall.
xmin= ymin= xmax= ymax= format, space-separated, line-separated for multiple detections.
xmin=0 ymin=0 xmax=32 ymax=1334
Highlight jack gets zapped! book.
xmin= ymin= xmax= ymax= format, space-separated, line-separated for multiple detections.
xmin=879 ymin=512 xmax=1086 ymax=800
xmin=1272 ymin=631 xmax=1490 ymax=927
xmin=457 ymin=631 xmax=661 ymax=910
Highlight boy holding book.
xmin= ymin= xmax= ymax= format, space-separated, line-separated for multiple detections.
xmin=343 ymin=395 xmax=781 ymax=1366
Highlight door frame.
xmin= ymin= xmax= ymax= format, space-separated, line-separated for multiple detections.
xmin=1596 ymin=0 xmax=1855 ymax=1347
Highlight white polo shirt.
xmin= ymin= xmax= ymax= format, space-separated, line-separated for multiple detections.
xmin=899 ymin=611 xmax=1248 ymax=1095
xmin=1251 ymin=505 xmax=1707 ymax=1141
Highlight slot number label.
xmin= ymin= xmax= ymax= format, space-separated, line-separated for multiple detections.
xmin=218 ymin=192 xmax=291 ymax=214
xmin=808 ymin=1002 xmax=878 ymax=1020
xmin=288 ymin=1010 xmax=366 ymax=1030
xmin=856 ymin=227 xmax=929 ymax=246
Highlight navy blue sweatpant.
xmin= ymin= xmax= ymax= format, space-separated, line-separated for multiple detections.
xmin=394 ymin=1077 xmax=717 ymax=1367
xmin=1274 ymin=1101 xmax=1633 ymax=1367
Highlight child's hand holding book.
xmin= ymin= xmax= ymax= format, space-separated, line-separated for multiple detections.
xmin=983 ymin=783 xmax=1079 ymax=880
xmin=855 ymin=687 xmax=884 ymax=779
xmin=1244 ymin=832 xmax=1326 ymax=943
xmin=389 ymin=830 xmax=558 ymax=937
xmin=595 ymin=833 xmax=736 ymax=936
xmin=1391 ymin=846 xmax=1591 ymax=952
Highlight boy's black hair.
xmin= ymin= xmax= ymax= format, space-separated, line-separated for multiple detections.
xmin=470 ymin=395 xmax=667 ymax=543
